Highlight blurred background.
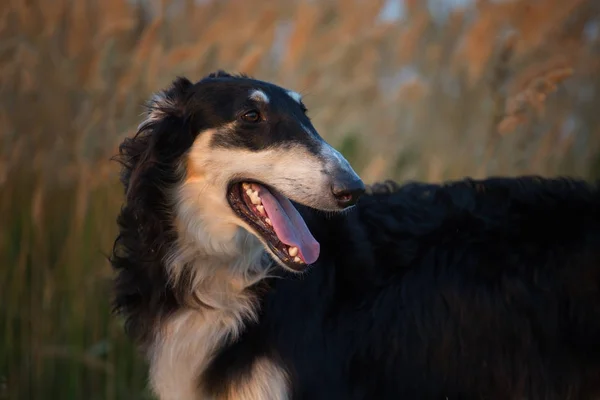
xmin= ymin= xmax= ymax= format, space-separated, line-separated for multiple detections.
xmin=1 ymin=0 xmax=600 ymax=398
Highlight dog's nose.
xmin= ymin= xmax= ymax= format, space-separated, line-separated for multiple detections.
xmin=331 ymin=178 xmax=365 ymax=208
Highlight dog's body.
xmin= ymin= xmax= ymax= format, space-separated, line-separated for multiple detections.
xmin=111 ymin=72 xmax=600 ymax=399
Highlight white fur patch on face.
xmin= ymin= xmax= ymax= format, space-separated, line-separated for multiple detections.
xmin=187 ymin=140 xmax=336 ymax=212
xmin=178 ymin=123 xmax=360 ymax=251
xmin=176 ymin=125 xmax=341 ymax=273
xmin=286 ymin=90 xmax=302 ymax=104
xmin=249 ymin=89 xmax=269 ymax=104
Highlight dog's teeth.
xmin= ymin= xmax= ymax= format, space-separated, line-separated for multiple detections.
xmin=242 ymin=183 xmax=250 ymax=190
xmin=294 ymin=256 xmax=302 ymax=263
xmin=251 ymin=195 xmax=262 ymax=205
xmin=288 ymin=246 xmax=298 ymax=257
xmin=265 ymin=218 xmax=272 ymax=226
xmin=245 ymin=189 xmax=253 ymax=197
xmin=256 ymin=205 xmax=265 ymax=215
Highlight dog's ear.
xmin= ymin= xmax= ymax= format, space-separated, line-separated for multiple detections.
xmin=111 ymin=78 xmax=195 ymax=339
xmin=115 ymin=77 xmax=194 ymax=205
xmin=139 ymin=76 xmax=194 ymax=131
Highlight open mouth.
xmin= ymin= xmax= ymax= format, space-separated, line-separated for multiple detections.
xmin=227 ymin=181 xmax=320 ymax=271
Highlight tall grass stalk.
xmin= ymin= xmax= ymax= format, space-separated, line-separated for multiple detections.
xmin=2 ymin=0 xmax=599 ymax=398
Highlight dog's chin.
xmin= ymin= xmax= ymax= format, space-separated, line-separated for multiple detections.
xmin=227 ymin=180 xmax=321 ymax=272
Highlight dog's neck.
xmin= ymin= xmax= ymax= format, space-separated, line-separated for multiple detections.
xmin=168 ymin=174 xmax=273 ymax=304
xmin=148 ymin=178 xmax=275 ymax=399
xmin=167 ymin=218 xmax=270 ymax=310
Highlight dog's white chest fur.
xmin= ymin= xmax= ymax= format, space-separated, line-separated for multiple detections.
xmin=149 ymin=305 xmax=289 ymax=400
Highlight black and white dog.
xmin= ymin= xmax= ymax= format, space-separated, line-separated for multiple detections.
xmin=111 ymin=71 xmax=600 ymax=399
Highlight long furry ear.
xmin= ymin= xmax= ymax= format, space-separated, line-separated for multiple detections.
xmin=119 ymin=77 xmax=194 ymax=198
xmin=109 ymin=76 xmax=194 ymax=343
xmin=138 ymin=77 xmax=194 ymax=132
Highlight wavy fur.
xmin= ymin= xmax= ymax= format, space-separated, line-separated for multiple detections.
xmin=111 ymin=73 xmax=600 ymax=399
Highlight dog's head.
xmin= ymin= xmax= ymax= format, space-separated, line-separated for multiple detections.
xmin=121 ymin=71 xmax=364 ymax=273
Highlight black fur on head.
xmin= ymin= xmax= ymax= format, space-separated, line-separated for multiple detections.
xmin=110 ymin=76 xmax=199 ymax=344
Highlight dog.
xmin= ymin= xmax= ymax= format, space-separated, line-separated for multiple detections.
xmin=110 ymin=71 xmax=600 ymax=400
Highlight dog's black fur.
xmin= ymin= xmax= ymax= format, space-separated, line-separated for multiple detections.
xmin=111 ymin=72 xmax=600 ymax=399
xmin=203 ymin=177 xmax=600 ymax=399
xmin=111 ymin=77 xmax=194 ymax=346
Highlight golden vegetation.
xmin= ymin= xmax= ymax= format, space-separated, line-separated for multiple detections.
xmin=1 ymin=0 xmax=599 ymax=398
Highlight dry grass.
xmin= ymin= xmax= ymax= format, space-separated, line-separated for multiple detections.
xmin=1 ymin=0 xmax=600 ymax=398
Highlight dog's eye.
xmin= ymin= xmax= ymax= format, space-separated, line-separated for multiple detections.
xmin=241 ymin=110 xmax=261 ymax=123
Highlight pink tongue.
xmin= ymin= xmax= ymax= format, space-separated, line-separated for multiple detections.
xmin=256 ymin=186 xmax=320 ymax=264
